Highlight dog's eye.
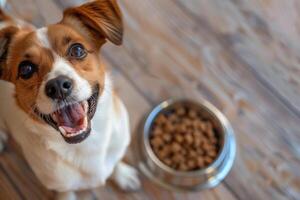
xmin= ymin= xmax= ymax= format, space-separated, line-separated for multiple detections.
xmin=68 ymin=43 xmax=87 ymax=59
xmin=18 ymin=61 xmax=37 ymax=79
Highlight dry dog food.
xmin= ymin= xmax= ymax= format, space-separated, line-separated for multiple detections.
xmin=150 ymin=104 xmax=220 ymax=171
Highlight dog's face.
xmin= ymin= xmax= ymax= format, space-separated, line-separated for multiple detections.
xmin=0 ymin=0 xmax=123 ymax=144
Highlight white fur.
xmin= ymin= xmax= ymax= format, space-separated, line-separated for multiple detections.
xmin=36 ymin=27 xmax=51 ymax=49
xmin=112 ymin=162 xmax=141 ymax=191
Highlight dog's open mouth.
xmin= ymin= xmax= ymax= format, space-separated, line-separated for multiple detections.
xmin=35 ymin=85 xmax=99 ymax=144
xmin=53 ymin=101 xmax=90 ymax=142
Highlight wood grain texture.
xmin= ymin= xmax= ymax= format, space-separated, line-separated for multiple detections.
xmin=0 ymin=0 xmax=299 ymax=199
xmin=0 ymin=165 xmax=22 ymax=200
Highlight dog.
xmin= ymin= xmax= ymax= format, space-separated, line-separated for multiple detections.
xmin=0 ymin=0 xmax=141 ymax=199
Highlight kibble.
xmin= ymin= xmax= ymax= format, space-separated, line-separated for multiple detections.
xmin=162 ymin=134 xmax=172 ymax=143
xmin=175 ymin=134 xmax=184 ymax=143
xmin=171 ymin=142 xmax=181 ymax=153
xmin=149 ymin=104 xmax=220 ymax=171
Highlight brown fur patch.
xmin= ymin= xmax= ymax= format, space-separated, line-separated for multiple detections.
xmin=6 ymin=30 xmax=55 ymax=117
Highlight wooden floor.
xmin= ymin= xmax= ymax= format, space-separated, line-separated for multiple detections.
xmin=1 ymin=0 xmax=300 ymax=199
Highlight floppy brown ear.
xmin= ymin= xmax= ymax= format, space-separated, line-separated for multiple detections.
xmin=62 ymin=0 xmax=123 ymax=46
xmin=0 ymin=26 xmax=19 ymax=81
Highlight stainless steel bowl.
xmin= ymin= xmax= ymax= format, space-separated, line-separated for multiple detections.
xmin=137 ymin=99 xmax=236 ymax=192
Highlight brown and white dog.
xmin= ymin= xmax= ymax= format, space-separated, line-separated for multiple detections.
xmin=0 ymin=0 xmax=140 ymax=199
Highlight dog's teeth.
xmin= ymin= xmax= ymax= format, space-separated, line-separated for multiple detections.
xmin=59 ymin=127 xmax=66 ymax=136
xmin=59 ymin=123 xmax=87 ymax=138
xmin=52 ymin=114 xmax=57 ymax=122
xmin=68 ymin=133 xmax=74 ymax=137
xmin=84 ymin=101 xmax=88 ymax=114
xmin=84 ymin=117 xmax=88 ymax=127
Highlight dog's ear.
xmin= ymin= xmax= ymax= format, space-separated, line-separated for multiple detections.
xmin=62 ymin=0 xmax=123 ymax=46
xmin=0 ymin=26 xmax=19 ymax=81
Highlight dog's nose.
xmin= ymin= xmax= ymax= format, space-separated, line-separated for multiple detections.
xmin=45 ymin=75 xmax=73 ymax=100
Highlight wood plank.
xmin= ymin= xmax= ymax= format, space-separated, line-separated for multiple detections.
xmin=100 ymin=0 xmax=300 ymax=199
xmin=231 ymin=0 xmax=300 ymax=114
xmin=7 ymin=0 xmax=44 ymax=27
xmin=0 ymin=165 xmax=22 ymax=200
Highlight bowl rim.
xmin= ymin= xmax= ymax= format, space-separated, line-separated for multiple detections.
xmin=143 ymin=98 xmax=231 ymax=177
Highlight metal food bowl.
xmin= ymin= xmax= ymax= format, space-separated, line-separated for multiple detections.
xmin=137 ymin=99 xmax=236 ymax=192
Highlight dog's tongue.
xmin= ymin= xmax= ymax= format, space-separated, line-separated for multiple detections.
xmin=55 ymin=103 xmax=85 ymax=133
